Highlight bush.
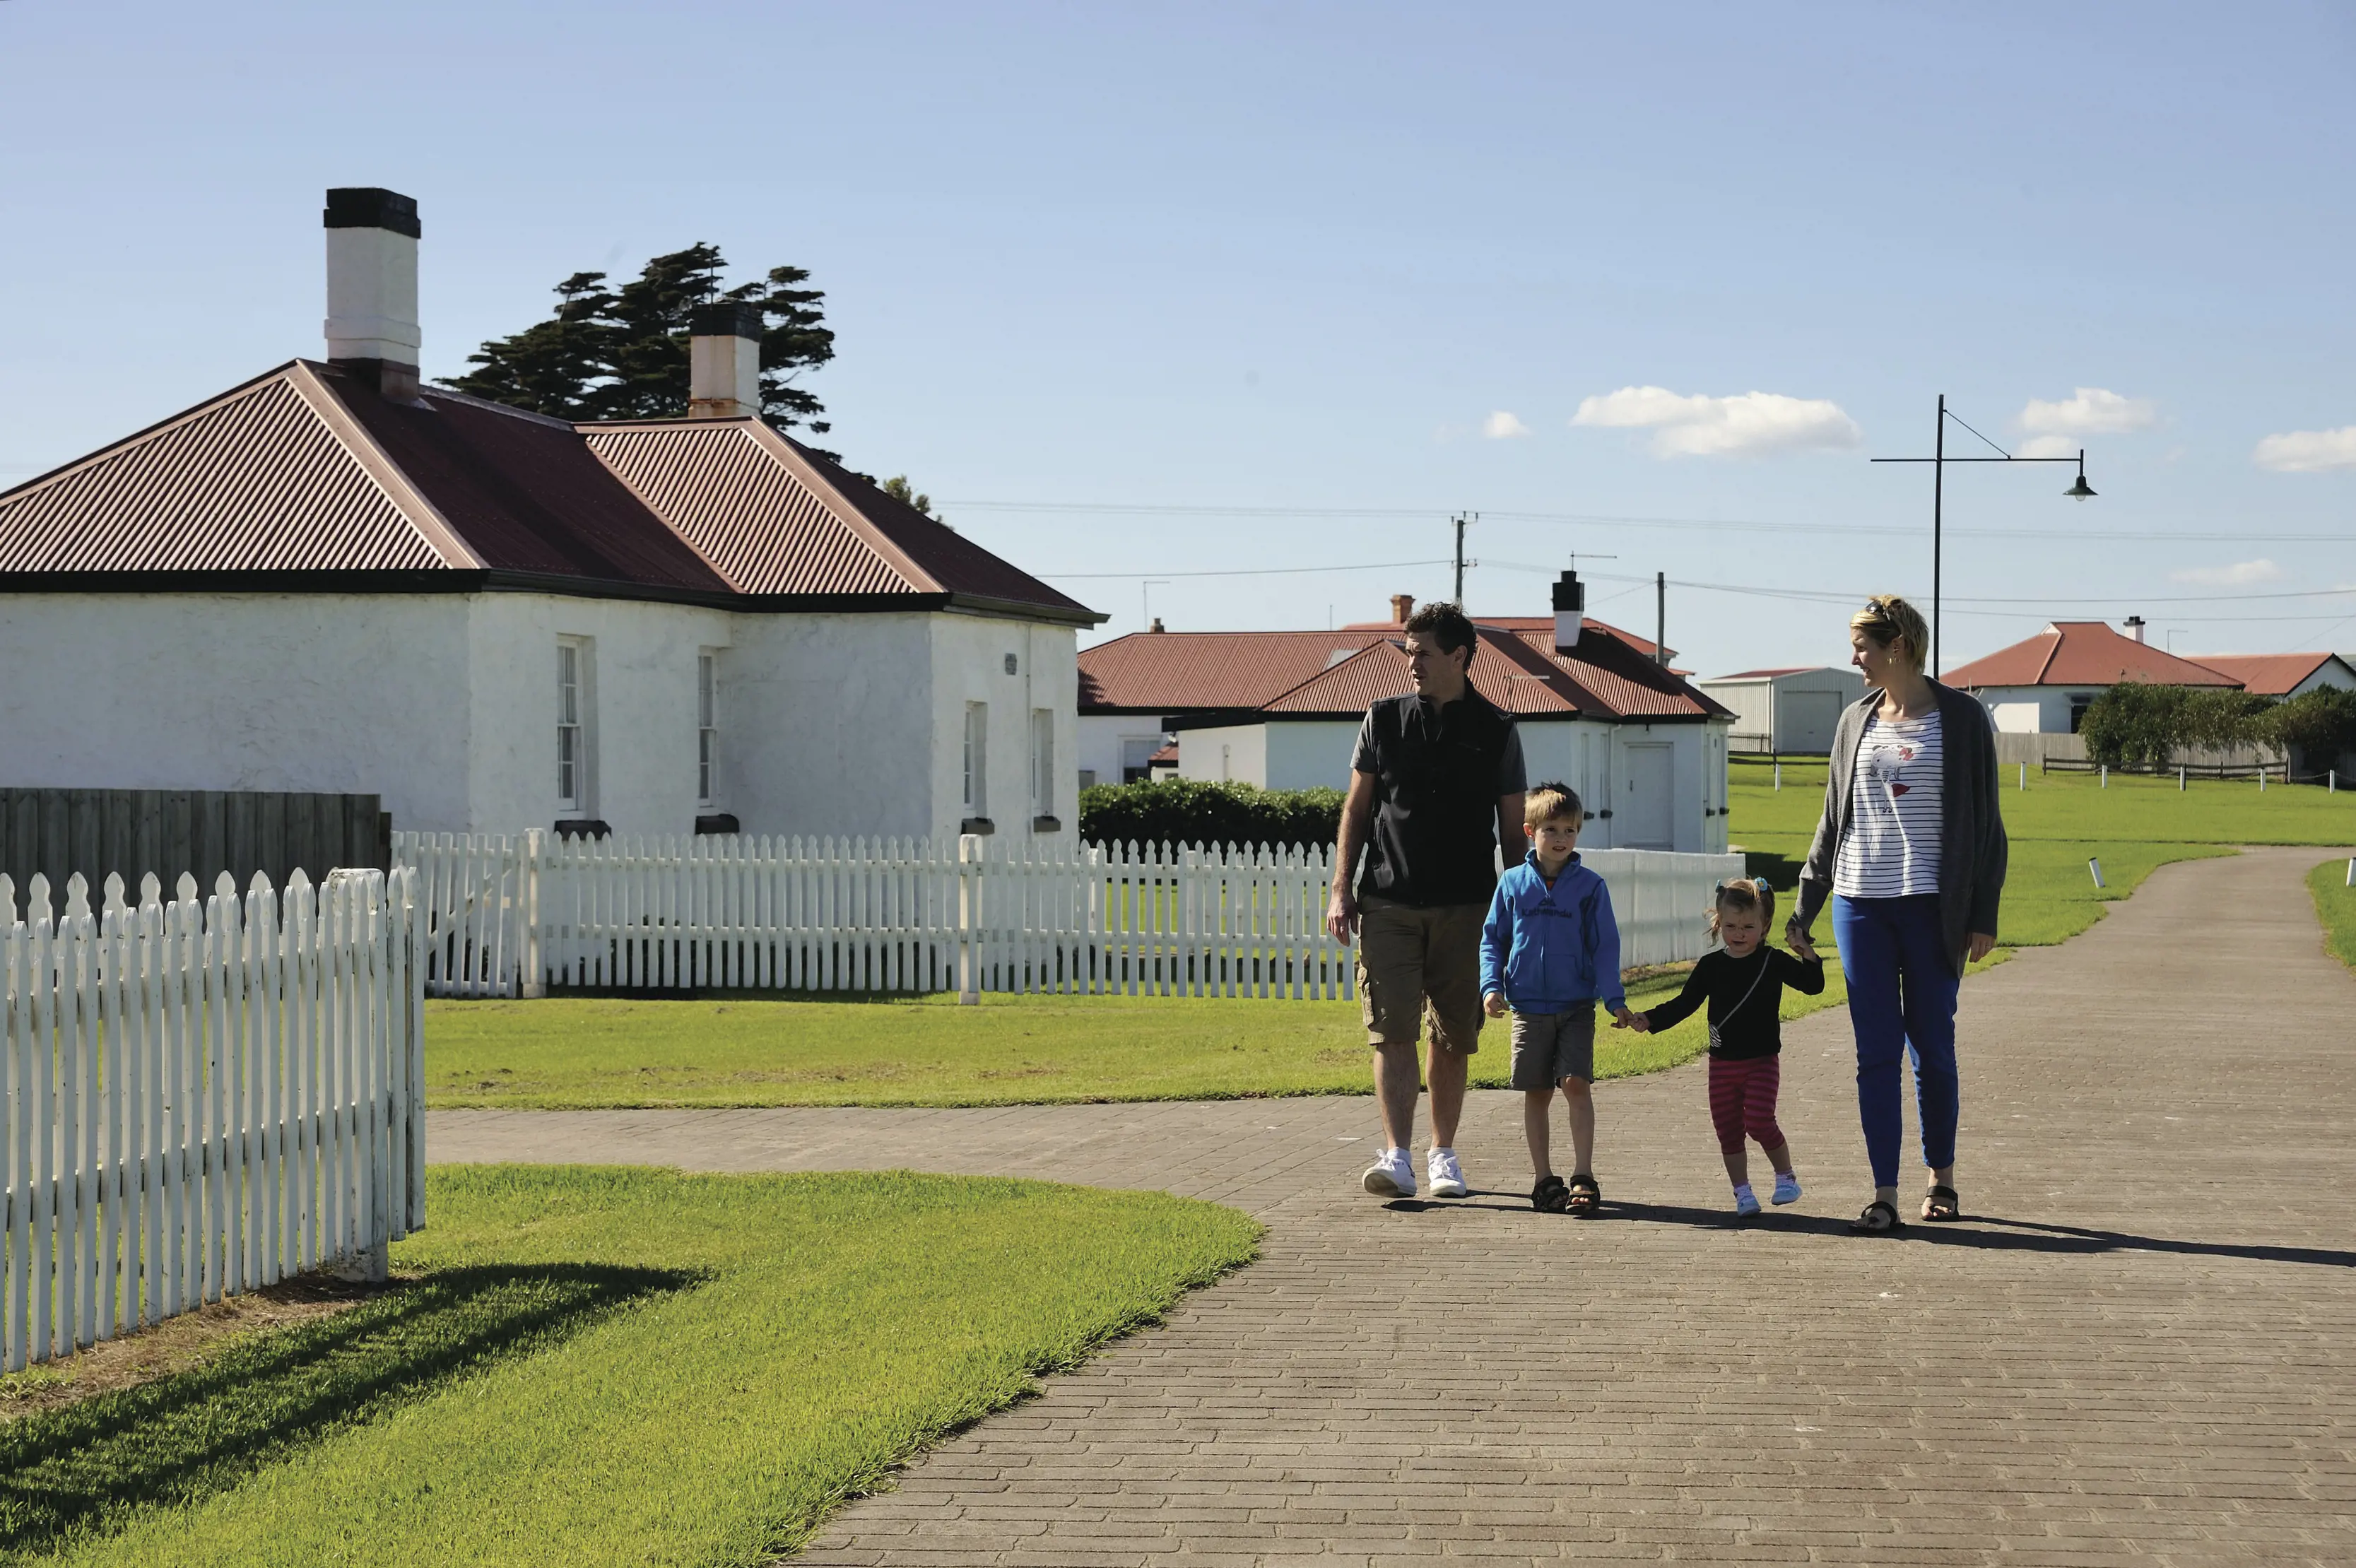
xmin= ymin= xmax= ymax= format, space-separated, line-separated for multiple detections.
xmin=2267 ymin=685 xmax=2356 ymax=765
xmin=1079 ymin=778 xmax=1345 ymax=849
xmin=2080 ymin=682 xmax=2186 ymax=767
xmin=2178 ymin=688 xmax=2274 ymax=750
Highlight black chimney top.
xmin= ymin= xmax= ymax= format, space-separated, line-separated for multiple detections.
xmin=324 ymin=187 xmax=420 ymax=238
xmin=690 ymin=302 xmax=765 ymax=339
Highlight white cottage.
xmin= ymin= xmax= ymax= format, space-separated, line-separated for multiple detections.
xmin=0 ymin=188 xmax=1103 ymax=842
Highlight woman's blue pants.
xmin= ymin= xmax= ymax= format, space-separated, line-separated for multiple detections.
xmin=1831 ymin=893 xmax=1960 ymax=1188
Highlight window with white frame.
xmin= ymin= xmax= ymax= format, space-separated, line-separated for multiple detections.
xmin=1030 ymin=708 xmax=1054 ymax=821
xmin=963 ymin=702 xmax=989 ymax=818
xmin=557 ymin=639 xmax=587 ymax=812
xmin=697 ymin=651 xmax=719 ymax=805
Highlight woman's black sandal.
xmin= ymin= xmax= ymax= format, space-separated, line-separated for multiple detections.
xmin=1921 ymin=1185 xmax=1962 ymax=1222
xmin=1565 ymin=1174 xmax=1601 ymax=1218
xmin=1849 ymin=1199 xmax=1904 ymax=1235
xmin=1531 ymin=1174 xmax=1569 ymax=1213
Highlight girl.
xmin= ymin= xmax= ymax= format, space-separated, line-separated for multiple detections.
xmin=1626 ymin=879 xmax=1825 ymax=1215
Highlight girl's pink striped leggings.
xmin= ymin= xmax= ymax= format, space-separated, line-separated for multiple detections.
xmin=1708 ymin=1054 xmax=1786 ymax=1158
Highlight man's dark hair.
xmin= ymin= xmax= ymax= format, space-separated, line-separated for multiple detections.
xmin=1401 ymin=601 xmax=1478 ymax=665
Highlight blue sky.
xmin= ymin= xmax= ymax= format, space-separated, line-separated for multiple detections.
xmin=4 ymin=1 xmax=2352 ymax=676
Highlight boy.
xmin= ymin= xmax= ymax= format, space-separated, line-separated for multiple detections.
xmin=1480 ymin=783 xmax=1635 ymax=1215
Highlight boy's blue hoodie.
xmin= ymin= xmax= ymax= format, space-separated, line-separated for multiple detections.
xmin=1480 ymin=849 xmax=1625 ymax=1014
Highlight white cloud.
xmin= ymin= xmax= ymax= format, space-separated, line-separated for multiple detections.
xmin=2019 ymin=387 xmax=2158 ymax=437
xmin=2015 ymin=435 xmax=2083 ymax=459
xmin=1569 ymin=386 xmax=1862 ymax=458
xmin=2254 ymin=425 xmax=2356 ymax=472
xmin=2168 ymin=558 xmax=2285 ymax=586
xmin=1483 ymin=410 xmax=1531 ymax=439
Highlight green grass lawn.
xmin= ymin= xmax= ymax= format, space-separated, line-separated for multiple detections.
xmin=417 ymin=760 xmax=2344 ymax=1111
xmin=421 ymin=955 xmax=1891 ymax=1109
xmin=2308 ymin=854 xmax=2356 ymax=974
xmin=1 ymin=1166 xmax=1259 ymax=1568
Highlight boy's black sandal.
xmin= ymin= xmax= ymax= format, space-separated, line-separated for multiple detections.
xmin=1531 ymin=1174 xmax=1569 ymax=1213
xmin=1565 ymin=1174 xmax=1601 ymax=1218
xmin=1848 ymin=1199 xmax=1904 ymax=1235
xmin=1921 ymin=1184 xmax=1962 ymax=1222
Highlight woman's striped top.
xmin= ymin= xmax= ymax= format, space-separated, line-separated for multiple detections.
xmin=1833 ymin=709 xmax=1944 ymax=899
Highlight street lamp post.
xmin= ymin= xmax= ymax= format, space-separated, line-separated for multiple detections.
xmin=1871 ymin=394 xmax=2095 ymax=677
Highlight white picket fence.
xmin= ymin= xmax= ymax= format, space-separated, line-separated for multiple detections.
xmin=393 ymin=832 xmax=1744 ymax=1001
xmin=2 ymin=866 xmax=425 ymax=1371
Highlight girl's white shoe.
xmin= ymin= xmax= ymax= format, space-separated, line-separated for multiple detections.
xmin=1733 ymin=1183 xmax=1762 ymax=1216
xmin=1772 ymin=1172 xmax=1803 ymax=1206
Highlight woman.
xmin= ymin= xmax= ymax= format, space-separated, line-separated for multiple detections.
xmin=1786 ymin=595 xmax=2007 ymax=1234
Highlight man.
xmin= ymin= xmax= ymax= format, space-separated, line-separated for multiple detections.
xmin=1326 ymin=602 xmax=1527 ymax=1198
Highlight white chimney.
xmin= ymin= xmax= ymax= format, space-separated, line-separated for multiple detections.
xmin=688 ymin=302 xmax=763 ymax=420
xmin=2124 ymin=615 xmax=2147 ymax=644
xmin=1552 ymin=570 xmax=1586 ymax=652
xmin=323 ymin=188 xmax=421 ymax=399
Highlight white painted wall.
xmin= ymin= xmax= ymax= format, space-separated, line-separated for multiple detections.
xmin=0 ymin=591 xmax=1080 ymax=844
xmin=928 ymin=611 xmax=1079 ymax=846
xmin=1975 ymin=686 xmax=2099 ymax=733
xmin=1076 ymin=713 xmax=1173 ymax=789
xmin=2288 ymin=660 xmax=2356 ymax=697
xmin=0 ymin=591 xmax=475 ymax=826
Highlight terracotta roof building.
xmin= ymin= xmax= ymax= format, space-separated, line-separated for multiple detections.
xmin=1079 ymin=603 xmax=1735 ymax=853
xmin=1944 ymin=620 xmax=2244 ymax=736
xmin=0 ymin=186 xmax=1100 ymax=846
xmin=2185 ymin=652 xmax=2356 ymax=700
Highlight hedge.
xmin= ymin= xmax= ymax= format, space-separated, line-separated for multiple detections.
xmin=1078 ymin=779 xmax=1345 ymax=849
xmin=2080 ymin=681 xmax=2356 ymax=770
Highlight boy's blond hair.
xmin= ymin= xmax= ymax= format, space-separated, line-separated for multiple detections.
xmin=1524 ymin=781 xmax=1583 ymax=827
xmin=1850 ymin=594 xmax=1930 ymax=672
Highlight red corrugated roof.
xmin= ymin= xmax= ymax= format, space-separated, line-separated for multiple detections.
xmin=0 ymin=365 xmax=449 ymax=573
xmin=2189 ymin=654 xmax=2345 ymax=696
xmin=1257 ymin=625 xmax=1727 ymax=721
xmin=1343 ymin=613 xmax=1673 ymax=662
xmin=1080 ymin=630 xmax=1393 ymax=712
xmin=1945 ymin=622 xmax=2242 ymax=690
xmin=1711 ymin=667 xmax=1819 ymax=680
xmin=0 ymin=361 xmax=1098 ymax=623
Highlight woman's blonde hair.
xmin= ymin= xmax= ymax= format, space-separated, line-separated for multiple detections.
xmin=1850 ymin=594 xmax=1930 ymax=672
xmin=1708 ymin=877 xmax=1776 ymax=938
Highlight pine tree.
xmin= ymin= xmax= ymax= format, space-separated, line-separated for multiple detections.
xmin=441 ymin=244 xmax=836 ymax=454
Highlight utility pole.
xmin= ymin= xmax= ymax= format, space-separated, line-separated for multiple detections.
xmin=1655 ymin=571 xmax=1668 ymax=666
xmin=1451 ymin=512 xmax=1478 ymax=606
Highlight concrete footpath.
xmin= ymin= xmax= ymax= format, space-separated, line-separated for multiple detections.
xmin=431 ymin=846 xmax=2356 ymax=1566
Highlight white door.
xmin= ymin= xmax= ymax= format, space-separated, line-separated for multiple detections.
xmin=1620 ymin=743 xmax=1673 ymax=849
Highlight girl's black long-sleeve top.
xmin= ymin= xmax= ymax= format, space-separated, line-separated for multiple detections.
xmin=1641 ymin=945 xmax=1825 ymax=1061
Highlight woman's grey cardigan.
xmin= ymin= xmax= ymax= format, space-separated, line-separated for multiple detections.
xmin=1790 ymin=680 xmax=2008 ymax=978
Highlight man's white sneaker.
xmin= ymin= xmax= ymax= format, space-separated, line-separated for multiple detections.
xmin=1427 ymin=1147 xmax=1468 ymax=1198
xmin=1362 ymin=1147 xmax=1416 ymax=1198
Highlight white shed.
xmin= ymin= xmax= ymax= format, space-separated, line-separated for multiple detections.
xmin=1697 ymin=667 xmax=1865 ymax=754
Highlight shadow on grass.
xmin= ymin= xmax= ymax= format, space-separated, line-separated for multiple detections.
xmin=1424 ymin=1194 xmax=2356 ymax=1269
xmin=0 ymin=1262 xmax=701 ymax=1558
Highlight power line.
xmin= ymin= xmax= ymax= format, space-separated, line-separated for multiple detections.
xmin=947 ymin=498 xmax=2354 ymax=546
xmin=1039 ymin=557 xmax=1449 ymax=581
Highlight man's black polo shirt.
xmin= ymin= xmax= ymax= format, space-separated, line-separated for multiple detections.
xmin=1350 ymin=689 xmax=1526 ymax=909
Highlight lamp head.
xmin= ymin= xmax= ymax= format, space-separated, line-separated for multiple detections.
xmin=2065 ymin=452 xmax=2096 ymax=500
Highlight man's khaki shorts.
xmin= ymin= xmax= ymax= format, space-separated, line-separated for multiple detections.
xmin=1357 ymin=894 xmax=1486 ymax=1054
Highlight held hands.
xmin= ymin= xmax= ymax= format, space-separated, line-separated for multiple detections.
xmin=1784 ymin=918 xmax=1818 ymax=962
xmin=1610 ymin=1006 xmax=1648 ymax=1032
xmin=1483 ymin=991 xmax=1507 ymax=1019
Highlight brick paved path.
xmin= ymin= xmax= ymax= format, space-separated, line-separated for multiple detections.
xmin=432 ymin=847 xmax=2356 ymax=1565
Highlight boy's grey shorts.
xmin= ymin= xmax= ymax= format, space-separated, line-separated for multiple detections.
xmin=1509 ymin=1005 xmax=1596 ymax=1089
